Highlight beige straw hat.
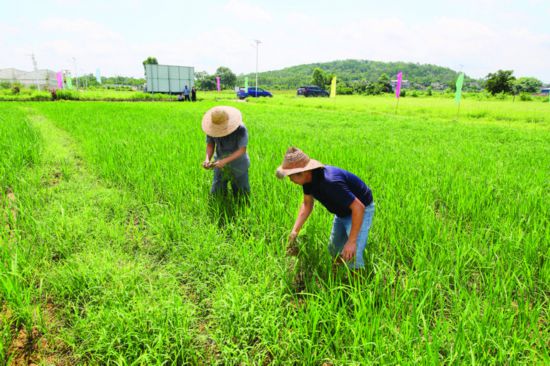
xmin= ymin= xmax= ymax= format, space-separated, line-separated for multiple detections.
xmin=201 ymin=106 xmax=243 ymax=137
xmin=276 ymin=147 xmax=324 ymax=179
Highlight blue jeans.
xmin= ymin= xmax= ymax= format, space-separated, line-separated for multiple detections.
xmin=328 ymin=202 xmax=375 ymax=269
xmin=211 ymin=168 xmax=250 ymax=196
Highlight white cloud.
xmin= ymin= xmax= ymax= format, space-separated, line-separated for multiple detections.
xmin=40 ymin=18 xmax=123 ymax=41
xmin=135 ymin=27 xmax=258 ymax=75
xmin=223 ymin=0 xmax=272 ymax=23
xmin=53 ymin=0 xmax=83 ymax=5
xmin=261 ymin=14 xmax=550 ymax=80
xmin=2 ymin=7 xmax=549 ymax=82
xmin=0 ymin=24 xmax=19 ymax=44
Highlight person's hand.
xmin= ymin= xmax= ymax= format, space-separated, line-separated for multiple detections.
xmin=202 ymin=160 xmax=212 ymax=169
xmin=212 ymin=160 xmax=226 ymax=169
xmin=288 ymin=231 xmax=298 ymax=243
xmin=286 ymin=231 xmax=299 ymax=256
xmin=341 ymin=240 xmax=357 ymax=261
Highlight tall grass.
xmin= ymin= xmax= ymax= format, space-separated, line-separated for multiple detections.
xmin=1 ymin=95 xmax=548 ymax=364
xmin=0 ymin=107 xmax=42 ymax=364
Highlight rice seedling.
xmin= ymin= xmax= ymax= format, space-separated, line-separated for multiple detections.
xmin=0 ymin=94 xmax=548 ymax=364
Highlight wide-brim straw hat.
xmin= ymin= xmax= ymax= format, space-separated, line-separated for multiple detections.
xmin=276 ymin=147 xmax=324 ymax=179
xmin=202 ymin=106 xmax=243 ymax=137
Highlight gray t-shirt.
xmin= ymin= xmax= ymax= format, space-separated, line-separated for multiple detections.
xmin=206 ymin=125 xmax=250 ymax=176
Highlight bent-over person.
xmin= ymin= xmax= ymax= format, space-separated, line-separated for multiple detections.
xmin=201 ymin=106 xmax=250 ymax=197
xmin=276 ymin=147 xmax=374 ymax=269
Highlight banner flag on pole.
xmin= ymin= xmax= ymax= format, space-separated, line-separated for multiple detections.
xmin=66 ymin=74 xmax=73 ymax=89
xmin=216 ymin=76 xmax=221 ymax=92
xmin=56 ymin=71 xmax=63 ymax=89
xmin=244 ymin=77 xmax=249 ymax=93
xmin=96 ymin=69 xmax=101 ymax=84
xmin=455 ymin=72 xmax=465 ymax=105
xmin=395 ymin=71 xmax=403 ymax=98
xmin=330 ymin=76 xmax=337 ymax=98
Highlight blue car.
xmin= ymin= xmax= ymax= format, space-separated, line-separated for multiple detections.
xmin=237 ymin=87 xmax=273 ymax=99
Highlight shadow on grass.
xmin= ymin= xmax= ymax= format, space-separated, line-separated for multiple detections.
xmin=207 ymin=193 xmax=250 ymax=229
xmin=284 ymin=234 xmax=376 ymax=296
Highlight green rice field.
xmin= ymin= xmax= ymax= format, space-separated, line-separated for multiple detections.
xmin=1 ymin=93 xmax=548 ymax=364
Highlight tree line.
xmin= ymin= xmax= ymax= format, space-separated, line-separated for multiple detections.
xmin=237 ymin=60 xmax=545 ymax=95
xmin=11 ymin=57 xmax=541 ymax=96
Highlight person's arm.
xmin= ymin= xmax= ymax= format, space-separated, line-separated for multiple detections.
xmin=340 ymin=198 xmax=365 ymax=261
xmin=212 ymin=146 xmax=246 ymax=169
xmin=202 ymin=143 xmax=215 ymax=169
xmin=289 ymin=194 xmax=314 ymax=242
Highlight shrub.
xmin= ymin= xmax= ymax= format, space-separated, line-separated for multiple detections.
xmin=336 ymin=86 xmax=353 ymax=95
xmin=56 ymin=90 xmax=80 ymax=100
xmin=519 ymin=93 xmax=532 ymax=101
xmin=30 ymin=92 xmax=52 ymax=101
xmin=364 ymin=82 xmax=382 ymax=95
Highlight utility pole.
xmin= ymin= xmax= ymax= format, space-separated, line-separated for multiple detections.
xmin=253 ymin=39 xmax=261 ymax=97
xmin=26 ymin=53 xmax=39 ymax=90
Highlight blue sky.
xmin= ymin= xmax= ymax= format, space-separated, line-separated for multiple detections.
xmin=1 ymin=0 xmax=549 ymax=82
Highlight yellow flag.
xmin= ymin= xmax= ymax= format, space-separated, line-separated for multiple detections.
xmin=330 ymin=76 xmax=337 ymax=98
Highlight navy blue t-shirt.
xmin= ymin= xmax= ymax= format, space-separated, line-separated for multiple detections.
xmin=303 ymin=166 xmax=373 ymax=217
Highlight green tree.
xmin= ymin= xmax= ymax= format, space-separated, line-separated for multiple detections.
xmin=514 ymin=77 xmax=543 ymax=93
xmin=215 ymin=66 xmax=237 ymax=89
xmin=351 ymin=79 xmax=369 ymax=94
xmin=485 ymin=70 xmax=515 ymax=95
xmin=74 ymin=73 xmax=100 ymax=88
xmin=311 ymin=67 xmax=328 ymax=88
xmin=194 ymin=71 xmax=217 ymax=91
xmin=365 ymin=81 xmax=382 ymax=95
xmin=236 ymin=59 xmax=476 ymax=91
xmin=377 ymin=73 xmax=392 ymax=93
xmin=142 ymin=57 xmax=159 ymax=65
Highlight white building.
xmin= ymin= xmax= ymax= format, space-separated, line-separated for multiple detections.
xmin=0 ymin=68 xmax=57 ymax=88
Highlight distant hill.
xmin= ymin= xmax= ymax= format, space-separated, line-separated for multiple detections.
xmin=237 ymin=59 xmax=476 ymax=90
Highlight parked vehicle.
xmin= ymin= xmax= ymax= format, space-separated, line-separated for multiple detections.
xmin=297 ymin=86 xmax=329 ymax=97
xmin=237 ymin=87 xmax=273 ymax=99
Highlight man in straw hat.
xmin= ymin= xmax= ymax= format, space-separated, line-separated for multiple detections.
xmin=276 ymin=147 xmax=374 ymax=269
xmin=201 ymin=106 xmax=250 ymax=196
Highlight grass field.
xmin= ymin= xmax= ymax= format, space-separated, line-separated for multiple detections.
xmin=0 ymin=93 xmax=548 ymax=364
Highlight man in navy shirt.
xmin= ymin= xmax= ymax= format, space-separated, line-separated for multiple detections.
xmin=276 ymin=147 xmax=374 ymax=269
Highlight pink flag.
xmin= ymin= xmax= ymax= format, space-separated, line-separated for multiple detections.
xmin=56 ymin=71 xmax=63 ymax=89
xmin=216 ymin=76 xmax=221 ymax=92
xmin=395 ymin=71 xmax=402 ymax=98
